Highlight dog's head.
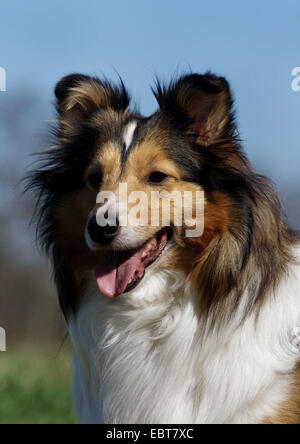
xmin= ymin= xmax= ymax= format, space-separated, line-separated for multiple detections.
xmin=30 ymin=72 xmax=288 ymax=317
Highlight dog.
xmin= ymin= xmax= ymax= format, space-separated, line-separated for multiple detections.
xmin=28 ymin=72 xmax=300 ymax=424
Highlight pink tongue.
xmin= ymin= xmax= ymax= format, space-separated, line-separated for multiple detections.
xmin=95 ymin=248 xmax=146 ymax=298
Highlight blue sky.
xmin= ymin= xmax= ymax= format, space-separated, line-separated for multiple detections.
xmin=1 ymin=0 xmax=299 ymax=187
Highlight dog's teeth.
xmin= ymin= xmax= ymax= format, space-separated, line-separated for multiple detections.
xmin=142 ymin=237 xmax=157 ymax=259
xmin=147 ymin=240 xmax=156 ymax=250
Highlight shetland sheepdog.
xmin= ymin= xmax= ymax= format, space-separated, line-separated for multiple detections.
xmin=28 ymin=72 xmax=300 ymax=424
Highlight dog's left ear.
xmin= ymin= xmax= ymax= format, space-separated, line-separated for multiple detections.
xmin=154 ymin=73 xmax=235 ymax=146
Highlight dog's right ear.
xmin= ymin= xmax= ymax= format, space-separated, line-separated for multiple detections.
xmin=55 ymin=74 xmax=90 ymax=105
xmin=55 ymin=73 xmax=130 ymax=127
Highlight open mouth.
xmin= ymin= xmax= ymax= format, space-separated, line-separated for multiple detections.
xmin=94 ymin=228 xmax=172 ymax=298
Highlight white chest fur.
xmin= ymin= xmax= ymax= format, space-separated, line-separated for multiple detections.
xmin=69 ymin=259 xmax=300 ymax=424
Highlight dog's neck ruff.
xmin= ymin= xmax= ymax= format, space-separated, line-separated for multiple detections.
xmin=69 ymin=247 xmax=300 ymax=424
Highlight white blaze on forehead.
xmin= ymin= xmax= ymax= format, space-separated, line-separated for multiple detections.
xmin=123 ymin=120 xmax=137 ymax=151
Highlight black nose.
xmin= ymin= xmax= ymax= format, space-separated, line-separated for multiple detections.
xmin=87 ymin=216 xmax=119 ymax=245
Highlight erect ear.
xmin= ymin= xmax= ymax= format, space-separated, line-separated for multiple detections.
xmin=55 ymin=73 xmax=130 ymax=127
xmin=154 ymin=73 xmax=235 ymax=146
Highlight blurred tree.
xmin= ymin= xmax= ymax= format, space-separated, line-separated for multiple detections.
xmin=0 ymin=88 xmax=66 ymax=347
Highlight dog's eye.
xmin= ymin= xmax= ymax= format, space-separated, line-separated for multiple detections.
xmin=87 ymin=172 xmax=103 ymax=190
xmin=148 ymin=171 xmax=169 ymax=184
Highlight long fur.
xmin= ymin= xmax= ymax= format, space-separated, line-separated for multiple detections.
xmin=70 ymin=261 xmax=300 ymax=423
xmin=26 ymin=72 xmax=300 ymax=424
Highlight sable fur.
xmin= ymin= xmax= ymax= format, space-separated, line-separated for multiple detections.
xmin=26 ymin=72 xmax=300 ymax=423
xmin=27 ymin=72 xmax=296 ymax=318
